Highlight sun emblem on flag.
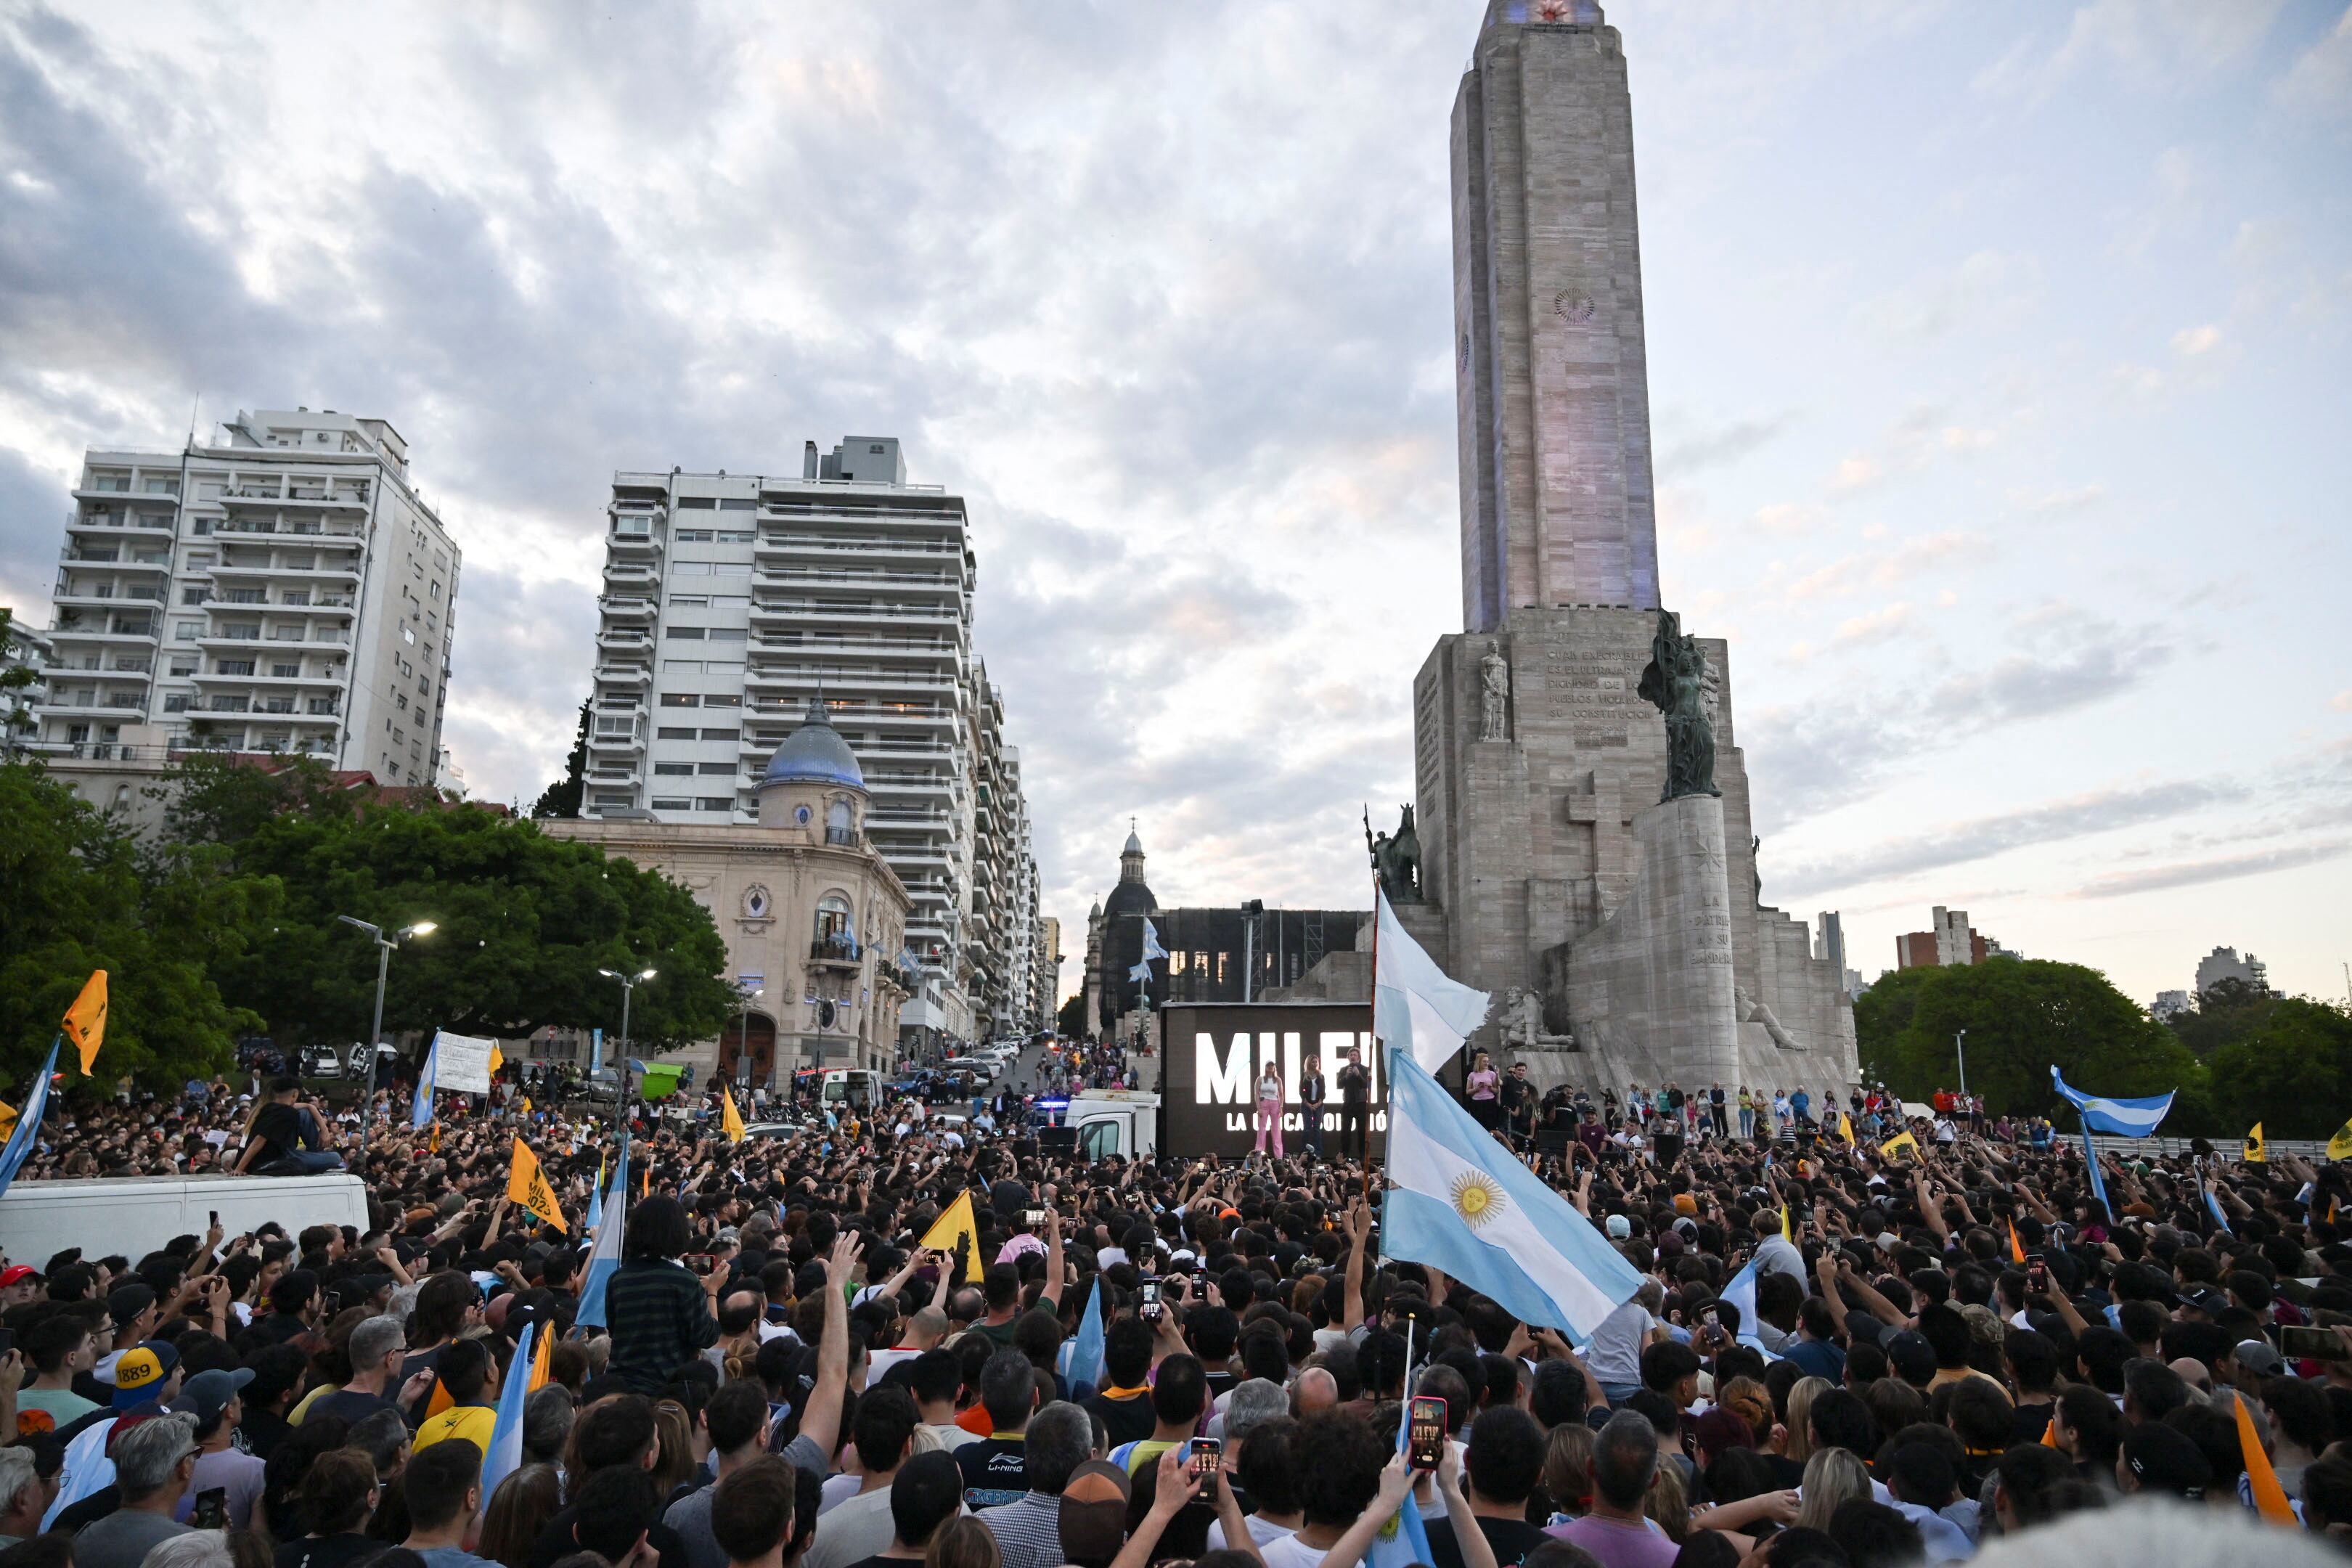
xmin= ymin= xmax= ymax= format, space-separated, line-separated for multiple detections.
xmin=1535 ymin=0 xmax=1575 ymax=21
xmin=1450 ymin=1170 xmax=1506 ymax=1229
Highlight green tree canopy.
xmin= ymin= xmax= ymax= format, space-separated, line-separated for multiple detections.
xmin=532 ymin=700 xmax=589 ymax=820
xmin=2202 ymin=998 xmax=2352 ymax=1140
xmin=196 ymin=797 xmax=737 ymax=1051
xmin=0 ymin=761 xmax=266 ymax=1087
xmin=1855 ymin=957 xmax=2197 ymax=1123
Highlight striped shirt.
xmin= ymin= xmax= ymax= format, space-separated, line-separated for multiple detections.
xmin=605 ymin=1259 xmax=720 ymax=1395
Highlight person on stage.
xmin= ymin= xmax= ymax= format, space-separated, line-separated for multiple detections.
xmin=1253 ymin=1061 xmax=1285 ymax=1159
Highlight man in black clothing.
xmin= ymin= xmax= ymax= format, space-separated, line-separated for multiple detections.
xmin=1082 ymin=1318 xmax=1157 ymax=1448
xmin=1299 ymin=1057 xmax=1326 ymax=1159
xmin=1336 ymin=1049 xmax=1371 ymax=1164
xmin=1426 ymin=1407 xmax=1548 ymax=1568
xmin=235 ymin=1077 xmax=344 ymax=1175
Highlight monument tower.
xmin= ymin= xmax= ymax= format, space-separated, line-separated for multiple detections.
xmin=1407 ymin=0 xmax=1858 ymax=1096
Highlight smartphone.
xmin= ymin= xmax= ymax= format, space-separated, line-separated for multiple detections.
xmin=192 ymin=1487 xmax=228 ymax=1531
xmin=208 ymin=1210 xmax=219 ymax=1228
xmin=1024 ymin=1209 xmax=1048 ymax=1227
xmin=1408 ymin=1396 xmax=1447 ymax=1471
xmin=2281 ymin=1326 xmax=2350 ymax=1362
xmin=1189 ymin=1437 xmax=1222 ymax=1498
xmin=1700 ymin=1308 xmax=1719 ymax=1331
xmin=686 ymin=1254 xmax=714 ymax=1276
xmin=2027 ymin=1259 xmax=2049 ymax=1295
xmin=1140 ymin=1281 xmax=1162 ymax=1322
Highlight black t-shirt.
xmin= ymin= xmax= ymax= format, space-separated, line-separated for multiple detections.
xmin=955 ymin=1436 xmax=1029 ymax=1506
xmin=249 ymin=1102 xmax=316 ymax=1165
xmin=1339 ymin=1066 xmax=1370 ymax=1103
xmin=1428 ymin=1514 xmax=1548 ymax=1568
xmin=528 ymin=1508 xmax=691 ymax=1568
xmin=277 ymin=1534 xmax=381 ymax=1568
xmin=1085 ymin=1389 xmax=1156 ymax=1448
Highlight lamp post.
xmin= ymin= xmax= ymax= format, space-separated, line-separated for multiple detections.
xmin=598 ymin=967 xmax=656 ymax=1137
xmin=735 ymin=984 xmax=764 ymax=1093
xmin=1954 ymin=1028 xmax=1968 ymax=1098
xmin=338 ymin=915 xmax=436 ymax=1153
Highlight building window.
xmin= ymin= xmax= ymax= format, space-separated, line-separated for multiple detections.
xmin=677 ymin=497 xmax=716 ymax=510
xmin=658 ymin=693 xmax=701 ymax=708
xmin=666 ymin=626 xmax=706 ymax=640
xmin=695 ymin=796 xmax=734 ymax=812
xmin=701 ymin=727 xmax=739 ymax=742
xmin=655 ymin=763 xmax=694 ymax=776
xmin=826 ymin=799 xmax=855 ymax=845
xmin=703 ymin=694 xmax=741 ymax=709
xmin=663 ymin=660 xmax=703 ymax=674
xmin=651 ymin=796 xmax=693 ymax=811
xmin=656 ymin=726 xmax=697 ymax=740
xmin=696 ymin=761 xmax=733 ymax=775
xmin=815 ymin=893 xmax=854 ymax=948
xmin=668 ymin=595 xmax=709 ymax=608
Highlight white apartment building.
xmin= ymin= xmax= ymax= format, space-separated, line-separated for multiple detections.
xmin=580 ymin=436 xmax=1037 ymax=1048
xmin=33 ymin=409 xmax=459 ymax=784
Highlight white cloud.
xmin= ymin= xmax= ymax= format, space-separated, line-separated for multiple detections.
xmin=2274 ymin=4 xmax=2352 ymax=118
xmin=2171 ymin=323 xmax=2223 ymax=356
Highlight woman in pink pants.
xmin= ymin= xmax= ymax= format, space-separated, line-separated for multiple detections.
xmin=1254 ymin=1063 xmax=1285 ymax=1159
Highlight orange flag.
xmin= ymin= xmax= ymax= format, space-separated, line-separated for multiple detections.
xmin=424 ymin=1378 xmax=454 ymax=1419
xmin=62 ymin=971 xmax=108 ymax=1074
xmin=2236 ymin=1392 xmax=2298 ymax=1524
xmin=2007 ymin=1219 xmax=2027 ymax=1265
xmin=528 ymin=1318 xmax=554 ymax=1392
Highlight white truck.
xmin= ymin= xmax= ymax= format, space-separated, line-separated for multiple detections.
xmin=1061 ymin=1089 xmax=1160 ymax=1162
xmin=0 ymin=1172 xmax=372 ymax=1265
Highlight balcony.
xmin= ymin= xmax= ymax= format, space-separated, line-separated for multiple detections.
xmin=52 ymin=621 xmax=160 ymax=644
xmin=596 ymin=629 xmax=653 ymax=652
xmin=191 ymin=666 xmax=346 ymax=687
xmin=751 ymin=600 xmax=959 ymax=628
xmin=209 ymin=561 xmax=362 ymax=586
xmin=604 ymin=560 xmax=658 ymax=586
xmin=587 ymin=727 xmax=645 ymax=754
xmin=607 ymin=527 xmax=663 ymax=555
xmin=43 ymin=692 xmax=149 ymax=716
xmin=594 ymin=661 xmax=653 ymax=687
xmin=809 ymin=936 xmax=862 ymax=971
xmin=600 ymin=595 xmax=655 ymax=622
xmin=756 ymin=534 xmax=966 ymax=563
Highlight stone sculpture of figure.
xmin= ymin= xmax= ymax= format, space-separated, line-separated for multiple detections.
xmin=1363 ymin=803 xmax=1424 ymax=904
xmin=1636 ymin=609 xmax=1719 ymax=801
xmin=1479 ymin=647 xmax=1511 ymax=741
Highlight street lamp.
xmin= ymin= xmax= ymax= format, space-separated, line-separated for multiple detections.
xmin=597 ymin=967 xmax=657 ymax=1135
xmin=732 ymin=984 xmax=764 ymax=1093
xmin=338 ymin=915 xmax=436 ymax=1153
xmin=1954 ymin=1028 xmax=1968 ymax=1098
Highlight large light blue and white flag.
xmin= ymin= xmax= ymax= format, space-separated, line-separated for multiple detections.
xmin=1374 ymin=890 xmax=1491 ymax=1074
xmin=1140 ymin=920 xmax=1168 ymax=962
xmin=480 ymin=1322 xmax=536 ymax=1503
xmin=574 ymin=1146 xmax=630 ymax=1330
xmin=1381 ymin=1048 xmax=1643 ymax=1341
xmin=1058 ymin=1276 xmax=1108 ymax=1402
xmin=411 ymin=1037 xmax=440 ymax=1131
xmin=0 ymin=1041 xmax=60 ymax=1200
xmin=585 ymin=1156 xmax=607 ymax=1234
xmin=2049 ymin=1066 xmax=2173 ymax=1138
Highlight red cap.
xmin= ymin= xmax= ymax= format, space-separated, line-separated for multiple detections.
xmin=0 ymin=1265 xmax=36 ymax=1288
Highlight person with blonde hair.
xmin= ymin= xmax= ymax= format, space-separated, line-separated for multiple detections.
xmin=1780 ymin=1378 xmax=1831 ymax=1466
xmin=1793 ymin=1448 xmax=1870 ymax=1535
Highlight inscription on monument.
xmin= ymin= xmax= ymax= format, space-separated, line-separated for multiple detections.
xmin=1540 ymin=646 xmax=1637 ymax=748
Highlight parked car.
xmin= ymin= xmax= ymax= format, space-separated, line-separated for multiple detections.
xmin=301 ymin=1045 xmax=343 ymax=1079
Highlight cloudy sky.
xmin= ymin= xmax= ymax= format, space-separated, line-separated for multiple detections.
xmin=3 ymin=1 xmax=2348 ymax=1008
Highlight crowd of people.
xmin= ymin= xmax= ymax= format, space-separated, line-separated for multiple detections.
xmin=0 ymin=1038 xmax=2347 ymax=1568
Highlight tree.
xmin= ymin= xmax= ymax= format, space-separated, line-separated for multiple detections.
xmin=154 ymin=750 xmax=361 ymax=848
xmin=1860 ymin=957 xmax=2197 ymax=1121
xmin=195 ymin=796 xmax=738 ymax=1050
xmin=1853 ymin=966 xmax=1935 ymax=1087
xmin=0 ymin=761 xmax=266 ymax=1089
xmin=1056 ymin=992 xmax=1086 ymax=1039
xmin=0 ymin=609 xmax=37 ymax=750
xmin=2203 ymin=999 xmax=2352 ymax=1139
xmin=532 ymin=699 xmax=590 ymax=819
xmin=2163 ymin=977 xmax=2279 ymax=1058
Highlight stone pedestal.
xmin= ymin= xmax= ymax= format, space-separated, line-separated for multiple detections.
xmin=1545 ymin=793 xmax=1739 ymax=1087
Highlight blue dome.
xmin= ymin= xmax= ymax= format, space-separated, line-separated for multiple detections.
xmin=761 ymin=698 xmax=865 ymax=790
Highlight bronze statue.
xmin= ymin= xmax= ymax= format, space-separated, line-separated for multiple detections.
xmin=1363 ymin=803 xmax=1424 ymax=903
xmin=1636 ymin=610 xmax=1718 ymax=801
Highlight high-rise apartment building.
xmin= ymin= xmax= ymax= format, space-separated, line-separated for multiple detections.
xmin=32 ymin=409 xmax=459 ymax=784
xmin=579 ymin=436 xmax=1037 ymax=1047
xmin=2194 ymin=946 xmax=2269 ymax=997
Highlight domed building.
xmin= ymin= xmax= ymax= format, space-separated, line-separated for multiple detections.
xmin=1081 ymin=823 xmax=1159 ymax=1035
xmin=546 ymin=698 xmax=914 ymax=1084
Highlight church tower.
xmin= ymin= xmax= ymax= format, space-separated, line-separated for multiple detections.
xmin=1453 ymin=0 xmax=1659 ymax=631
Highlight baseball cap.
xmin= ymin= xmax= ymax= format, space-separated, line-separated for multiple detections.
xmin=170 ymin=1367 xmax=255 ymax=1426
xmin=2235 ymin=1339 xmax=2284 ymax=1376
xmin=1060 ymin=1460 xmax=1135 ymax=1568
xmin=0 ymin=1265 xmax=36 ymax=1289
xmin=2121 ymin=1421 xmax=2211 ymax=1500
xmin=111 ymin=1341 xmax=182 ymax=1410
xmin=107 ymin=1282 xmax=158 ymax=1325
xmin=1885 ymin=1331 xmax=1937 ymax=1388
xmin=1604 ymin=1214 xmax=1633 ymax=1241
xmin=2181 ymin=1286 xmax=2229 ymax=1316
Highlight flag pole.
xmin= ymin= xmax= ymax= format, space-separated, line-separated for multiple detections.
xmin=1365 ymin=875 xmax=1381 ymax=1193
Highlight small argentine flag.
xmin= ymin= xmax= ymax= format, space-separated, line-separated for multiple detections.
xmin=1381 ymin=1047 xmax=1643 ymax=1340
xmin=2049 ymin=1066 xmax=2174 ymax=1138
xmin=1374 ymin=890 xmax=1491 ymax=1074
xmin=1715 ymin=1257 xmax=1782 ymax=1360
xmin=480 ymin=1322 xmax=536 ymax=1504
xmin=411 ymin=1037 xmax=441 ymax=1131
xmin=1058 ymin=1277 xmax=1108 ymax=1402
xmin=1140 ymin=919 xmax=1169 ymax=962
xmin=574 ymin=1146 xmax=631 ymax=1331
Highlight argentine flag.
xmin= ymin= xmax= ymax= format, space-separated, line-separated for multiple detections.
xmin=0 ymin=1042 xmax=60 ymax=1200
xmin=480 ymin=1323 xmax=536 ymax=1503
xmin=411 ymin=1037 xmax=441 ymax=1131
xmin=2049 ymin=1066 xmax=2173 ymax=1137
xmin=1715 ymin=1257 xmax=1781 ymax=1360
xmin=574 ymin=1146 xmax=630 ymax=1331
xmin=1374 ymin=890 xmax=1490 ymax=1074
xmin=1141 ymin=919 xmax=1168 ymax=962
xmin=1381 ymin=1047 xmax=1642 ymax=1340
xmin=1058 ymin=1277 xmax=1108 ymax=1402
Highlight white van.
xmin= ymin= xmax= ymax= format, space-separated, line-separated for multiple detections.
xmin=1064 ymin=1090 xmax=1159 ymax=1162
xmin=820 ymin=1069 xmax=883 ymax=1116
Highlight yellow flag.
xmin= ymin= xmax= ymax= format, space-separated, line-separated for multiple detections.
xmin=0 ymin=1101 xmax=16 ymax=1140
xmin=1880 ymin=1129 xmax=1919 ymax=1162
xmin=489 ymin=1043 xmax=505 ymax=1075
xmin=722 ymin=1087 xmax=746 ymax=1143
xmin=507 ymin=1137 xmax=568 ymax=1233
xmin=1838 ymin=1111 xmax=1855 ymax=1146
xmin=62 ymin=970 xmax=108 ymax=1074
xmin=528 ymin=1320 xmax=554 ymax=1392
xmin=2236 ymin=1391 xmax=2299 ymax=1524
xmin=520 ymin=1095 xmax=532 ymax=1116
xmin=1779 ymin=1203 xmax=1792 ymax=1241
xmin=2328 ymin=1119 xmax=2352 ymax=1163
xmin=2245 ymin=1123 xmax=2268 ymax=1164
xmin=921 ymin=1191 xmax=982 ymax=1283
